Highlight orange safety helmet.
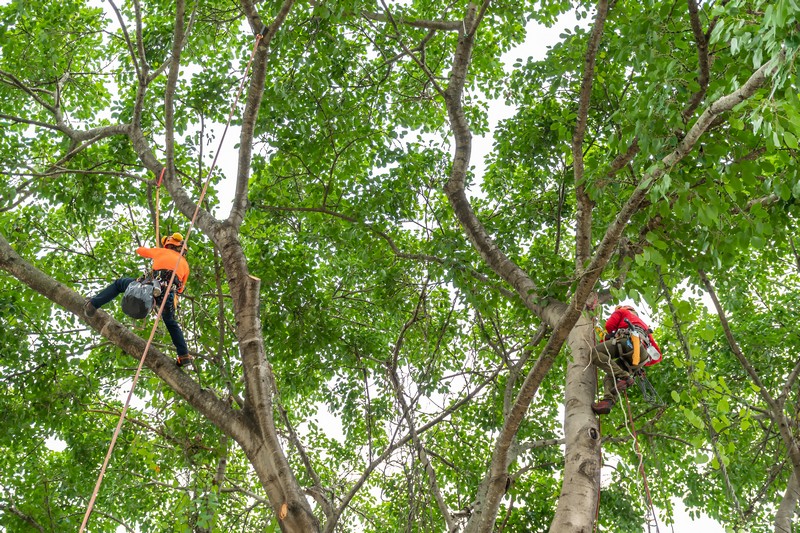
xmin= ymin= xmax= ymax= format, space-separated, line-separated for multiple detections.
xmin=616 ymin=305 xmax=637 ymax=314
xmin=161 ymin=232 xmax=185 ymax=250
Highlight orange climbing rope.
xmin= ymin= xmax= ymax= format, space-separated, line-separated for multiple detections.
xmin=78 ymin=28 xmax=266 ymax=532
xmin=154 ymin=167 xmax=166 ymax=247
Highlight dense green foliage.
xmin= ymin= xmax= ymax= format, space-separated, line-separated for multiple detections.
xmin=1 ymin=0 xmax=799 ymax=531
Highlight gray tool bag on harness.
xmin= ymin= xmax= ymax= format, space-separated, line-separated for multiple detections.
xmin=121 ymin=279 xmax=159 ymax=319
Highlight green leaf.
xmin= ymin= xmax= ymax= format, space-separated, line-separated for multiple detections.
xmin=784 ymin=130 xmax=799 ymax=149
xmin=698 ymin=327 xmax=716 ymax=341
xmin=717 ymin=397 xmax=730 ymax=414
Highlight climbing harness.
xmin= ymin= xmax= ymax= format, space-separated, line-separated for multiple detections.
xmin=78 ymin=25 xmax=267 ymax=533
xmin=612 ymin=319 xmax=659 ymax=367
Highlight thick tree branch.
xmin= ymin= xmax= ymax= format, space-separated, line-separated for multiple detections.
xmin=442 ymin=4 xmax=546 ymax=317
xmin=0 ymin=232 xmax=250 ymax=446
xmin=228 ymin=0 xmax=296 ymax=229
xmin=683 ymin=0 xmax=711 ymax=120
xmin=573 ymin=0 xmax=609 ymax=266
xmin=679 ymin=55 xmax=780 ymax=153
xmin=776 ymin=470 xmax=800 ymax=533
xmin=163 ymin=0 xmax=187 ymax=185
xmin=215 ymin=219 xmax=320 ymax=531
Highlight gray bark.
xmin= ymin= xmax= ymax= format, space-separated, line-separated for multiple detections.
xmin=776 ymin=473 xmax=800 ymax=533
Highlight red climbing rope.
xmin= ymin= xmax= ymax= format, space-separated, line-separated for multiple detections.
xmin=622 ymin=390 xmax=661 ymax=533
xmin=79 ymin=28 xmax=265 ymax=532
xmin=591 ymin=314 xmax=602 ymax=533
xmin=593 ymin=394 xmax=602 ymax=533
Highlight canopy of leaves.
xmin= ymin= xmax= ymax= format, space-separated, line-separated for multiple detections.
xmin=1 ymin=0 xmax=799 ymax=531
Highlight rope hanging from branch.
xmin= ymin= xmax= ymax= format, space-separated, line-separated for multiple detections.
xmin=79 ymin=27 xmax=266 ymax=533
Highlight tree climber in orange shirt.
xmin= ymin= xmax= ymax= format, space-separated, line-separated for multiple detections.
xmin=84 ymin=233 xmax=193 ymax=367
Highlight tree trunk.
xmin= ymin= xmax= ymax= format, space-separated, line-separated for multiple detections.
xmin=776 ymin=473 xmax=799 ymax=533
xmin=242 ymin=434 xmax=320 ymax=532
xmin=549 ymin=315 xmax=601 ymax=532
xmin=215 ymin=228 xmax=320 ymax=532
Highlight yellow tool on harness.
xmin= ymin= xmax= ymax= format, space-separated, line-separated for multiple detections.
xmin=631 ymin=331 xmax=641 ymax=366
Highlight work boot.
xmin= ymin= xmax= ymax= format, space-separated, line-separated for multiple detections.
xmin=615 ymin=376 xmax=635 ymax=391
xmin=176 ymin=354 xmax=194 ymax=368
xmin=83 ymin=298 xmax=97 ymax=318
xmin=591 ymin=399 xmax=615 ymax=415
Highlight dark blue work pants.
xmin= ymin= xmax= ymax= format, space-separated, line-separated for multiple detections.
xmin=90 ymin=277 xmax=189 ymax=356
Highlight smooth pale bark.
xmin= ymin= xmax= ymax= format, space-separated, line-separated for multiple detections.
xmin=776 ymin=473 xmax=800 ymax=533
xmin=554 ymin=0 xmax=608 ymax=528
xmin=549 ymin=316 xmax=601 ymax=533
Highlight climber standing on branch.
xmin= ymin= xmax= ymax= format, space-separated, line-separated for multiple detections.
xmin=591 ymin=305 xmax=662 ymax=415
xmin=83 ymin=233 xmax=193 ymax=367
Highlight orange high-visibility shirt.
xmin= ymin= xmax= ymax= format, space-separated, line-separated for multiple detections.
xmin=136 ymin=247 xmax=190 ymax=293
